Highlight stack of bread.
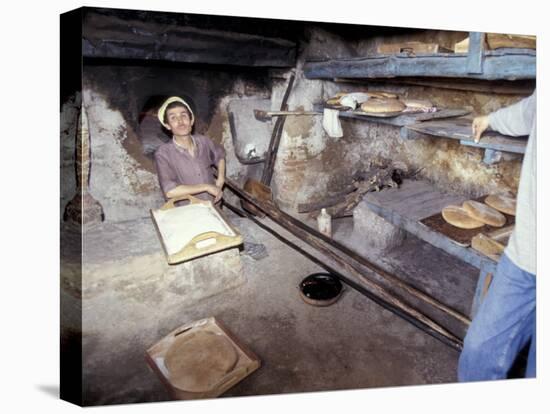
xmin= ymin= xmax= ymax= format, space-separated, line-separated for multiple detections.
xmin=441 ymin=194 xmax=516 ymax=229
xmin=325 ymin=92 xmax=438 ymax=115
xmin=326 ymin=91 xmax=399 ymax=111
xmin=401 ymin=98 xmax=437 ymax=113
xmin=359 ymin=97 xmax=406 ymax=114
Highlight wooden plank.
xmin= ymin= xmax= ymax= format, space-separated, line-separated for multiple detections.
xmin=405 ymin=118 xmax=527 ymax=154
xmin=304 ymin=49 xmax=535 ymax=80
xmin=471 ymin=233 xmax=505 ymax=261
xmin=334 ymin=77 xmax=536 ymax=95
xmin=82 ymin=11 xmax=297 ymax=67
xmin=466 ymin=32 xmax=485 ymax=74
xmin=317 ymin=104 xmax=470 ymax=127
xmin=365 ymin=180 xmax=465 ymax=221
xmin=363 ymin=180 xmax=497 ymax=269
xmin=421 ymin=205 xmax=515 ymax=248
xmin=460 ymin=137 xmax=526 ymax=154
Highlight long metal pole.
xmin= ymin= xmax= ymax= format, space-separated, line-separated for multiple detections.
xmin=224 ymin=179 xmax=463 ymax=351
xmin=260 ymin=195 xmax=471 ymax=326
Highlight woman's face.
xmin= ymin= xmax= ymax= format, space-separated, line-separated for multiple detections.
xmin=166 ymin=106 xmax=193 ymax=136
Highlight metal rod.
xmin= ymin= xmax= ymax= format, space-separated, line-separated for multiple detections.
xmin=224 ymin=179 xmax=463 ymax=351
xmin=224 ymin=201 xmax=463 ymax=352
xmin=261 ymin=73 xmax=295 ymax=185
xmin=277 ymin=203 xmax=470 ymax=326
xmin=228 ymin=173 xmax=470 ymax=326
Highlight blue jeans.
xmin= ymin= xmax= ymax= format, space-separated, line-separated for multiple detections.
xmin=458 ymin=253 xmax=536 ymax=381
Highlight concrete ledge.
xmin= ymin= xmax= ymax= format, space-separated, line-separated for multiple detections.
xmin=351 ymin=200 xmax=405 ymax=252
xmin=66 ymin=218 xmax=246 ymax=306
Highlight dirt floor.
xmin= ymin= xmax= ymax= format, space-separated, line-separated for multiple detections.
xmin=62 ymin=205 xmax=480 ymax=406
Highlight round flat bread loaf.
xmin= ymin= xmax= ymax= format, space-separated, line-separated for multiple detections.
xmin=360 ymin=98 xmax=406 ymax=113
xmin=442 ymin=205 xmax=485 ymax=229
xmin=463 ymin=200 xmax=506 ymax=227
xmin=367 ymin=91 xmax=398 ymax=99
xmin=402 ymin=99 xmax=434 ymax=109
xmin=484 ymin=194 xmax=516 ymax=216
xmin=165 ymin=331 xmax=238 ymax=392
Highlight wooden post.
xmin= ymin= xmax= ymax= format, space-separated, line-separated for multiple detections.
xmin=467 ymin=32 xmax=485 ymax=75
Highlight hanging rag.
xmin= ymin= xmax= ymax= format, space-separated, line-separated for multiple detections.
xmin=322 ymin=108 xmax=343 ymax=138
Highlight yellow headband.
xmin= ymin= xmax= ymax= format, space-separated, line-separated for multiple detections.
xmin=157 ymin=96 xmax=195 ymax=128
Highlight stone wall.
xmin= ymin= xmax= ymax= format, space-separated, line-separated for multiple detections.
xmin=63 ymin=27 xmax=531 ymax=222
xmin=265 ymin=27 xmax=529 ymax=212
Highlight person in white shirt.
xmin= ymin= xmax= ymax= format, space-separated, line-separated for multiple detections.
xmin=458 ymin=92 xmax=536 ymax=380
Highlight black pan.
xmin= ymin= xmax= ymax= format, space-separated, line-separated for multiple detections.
xmin=299 ymin=273 xmax=343 ymax=307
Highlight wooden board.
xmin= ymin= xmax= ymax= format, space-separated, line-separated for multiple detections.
xmin=316 ymin=103 xmax=470 ymax=127
xmin=420 ymin=196 xmax=515 ymax=247
xmin=151 ymin=197 xmax=243 ymax=264
xmin=405 ymin=118 xmax=528 ymax=154
xmin=471 ymin=233 xmax=505 ymax=261
xmin=363 ymin=179 xmax=492 ymax=269
xmin=304 ymin=48 xmax=536 ymax=81
xmin=145 ymin=317 xmax=261 ymax=400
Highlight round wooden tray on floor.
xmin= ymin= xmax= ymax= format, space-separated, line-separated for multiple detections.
xmin=164 ymin=331 xmax=239 ymax=393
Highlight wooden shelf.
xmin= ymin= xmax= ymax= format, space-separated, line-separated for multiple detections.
xmin=319 ymin=102 xmax=525 ymax=163
xmin=362 ymin=179 xmax=496 ymax=271
xmin=402 ymin=117 xmax=527 ymax=155
xmin=362 ymin=179 xmax=504 ymax=317
xmin=304 ymin=48 xmax=535 ymax=81
xmin=316 ymin=104 xmax=470 ymax=127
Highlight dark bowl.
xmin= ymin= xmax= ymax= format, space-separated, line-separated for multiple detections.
xmin=299 ymin=273 xmax=343 ymax=307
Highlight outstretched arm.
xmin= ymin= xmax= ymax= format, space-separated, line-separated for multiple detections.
xmin=488 ymin=93 xmax=536 ymax=137
xmin=472 ymin=93 xmax=535 ymax=143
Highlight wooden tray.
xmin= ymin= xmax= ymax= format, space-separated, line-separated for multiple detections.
xmin=420 ymin=196 xmax=515 ymax=247
xmin=151 ymin=195 xmax=243 ymax=264
xmin=145 ymin=317 xmax=261 ymax=400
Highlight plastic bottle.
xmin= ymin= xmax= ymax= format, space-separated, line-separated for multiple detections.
xmin=317 ymin=208 xmax=332 ymax=238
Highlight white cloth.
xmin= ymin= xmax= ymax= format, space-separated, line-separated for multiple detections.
xmin=488 ymin=92 xmax=536 ymax=275
xmin=339 ymin=92 xmax=371 ymax=110
xmin=322 ymin=108 xmax=343 ymax=138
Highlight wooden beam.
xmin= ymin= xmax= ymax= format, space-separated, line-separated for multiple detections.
xmin=466 ymin=32 xmax=485 ymax=74
xmin=82 ymin=11 xmax=296 ymax=67
xmin=335 ymin=107 xmax=471 ymax=127
xmin=403 ymin=118 xmax=527 ymax=154
xmin=304 ymin=49 xmax=535 ymax=80
xmin=333 ymin=77 xmax=536 ymax=95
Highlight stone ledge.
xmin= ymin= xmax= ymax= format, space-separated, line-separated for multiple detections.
xmin=62 ymin=218 xmax=246 ymax=305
